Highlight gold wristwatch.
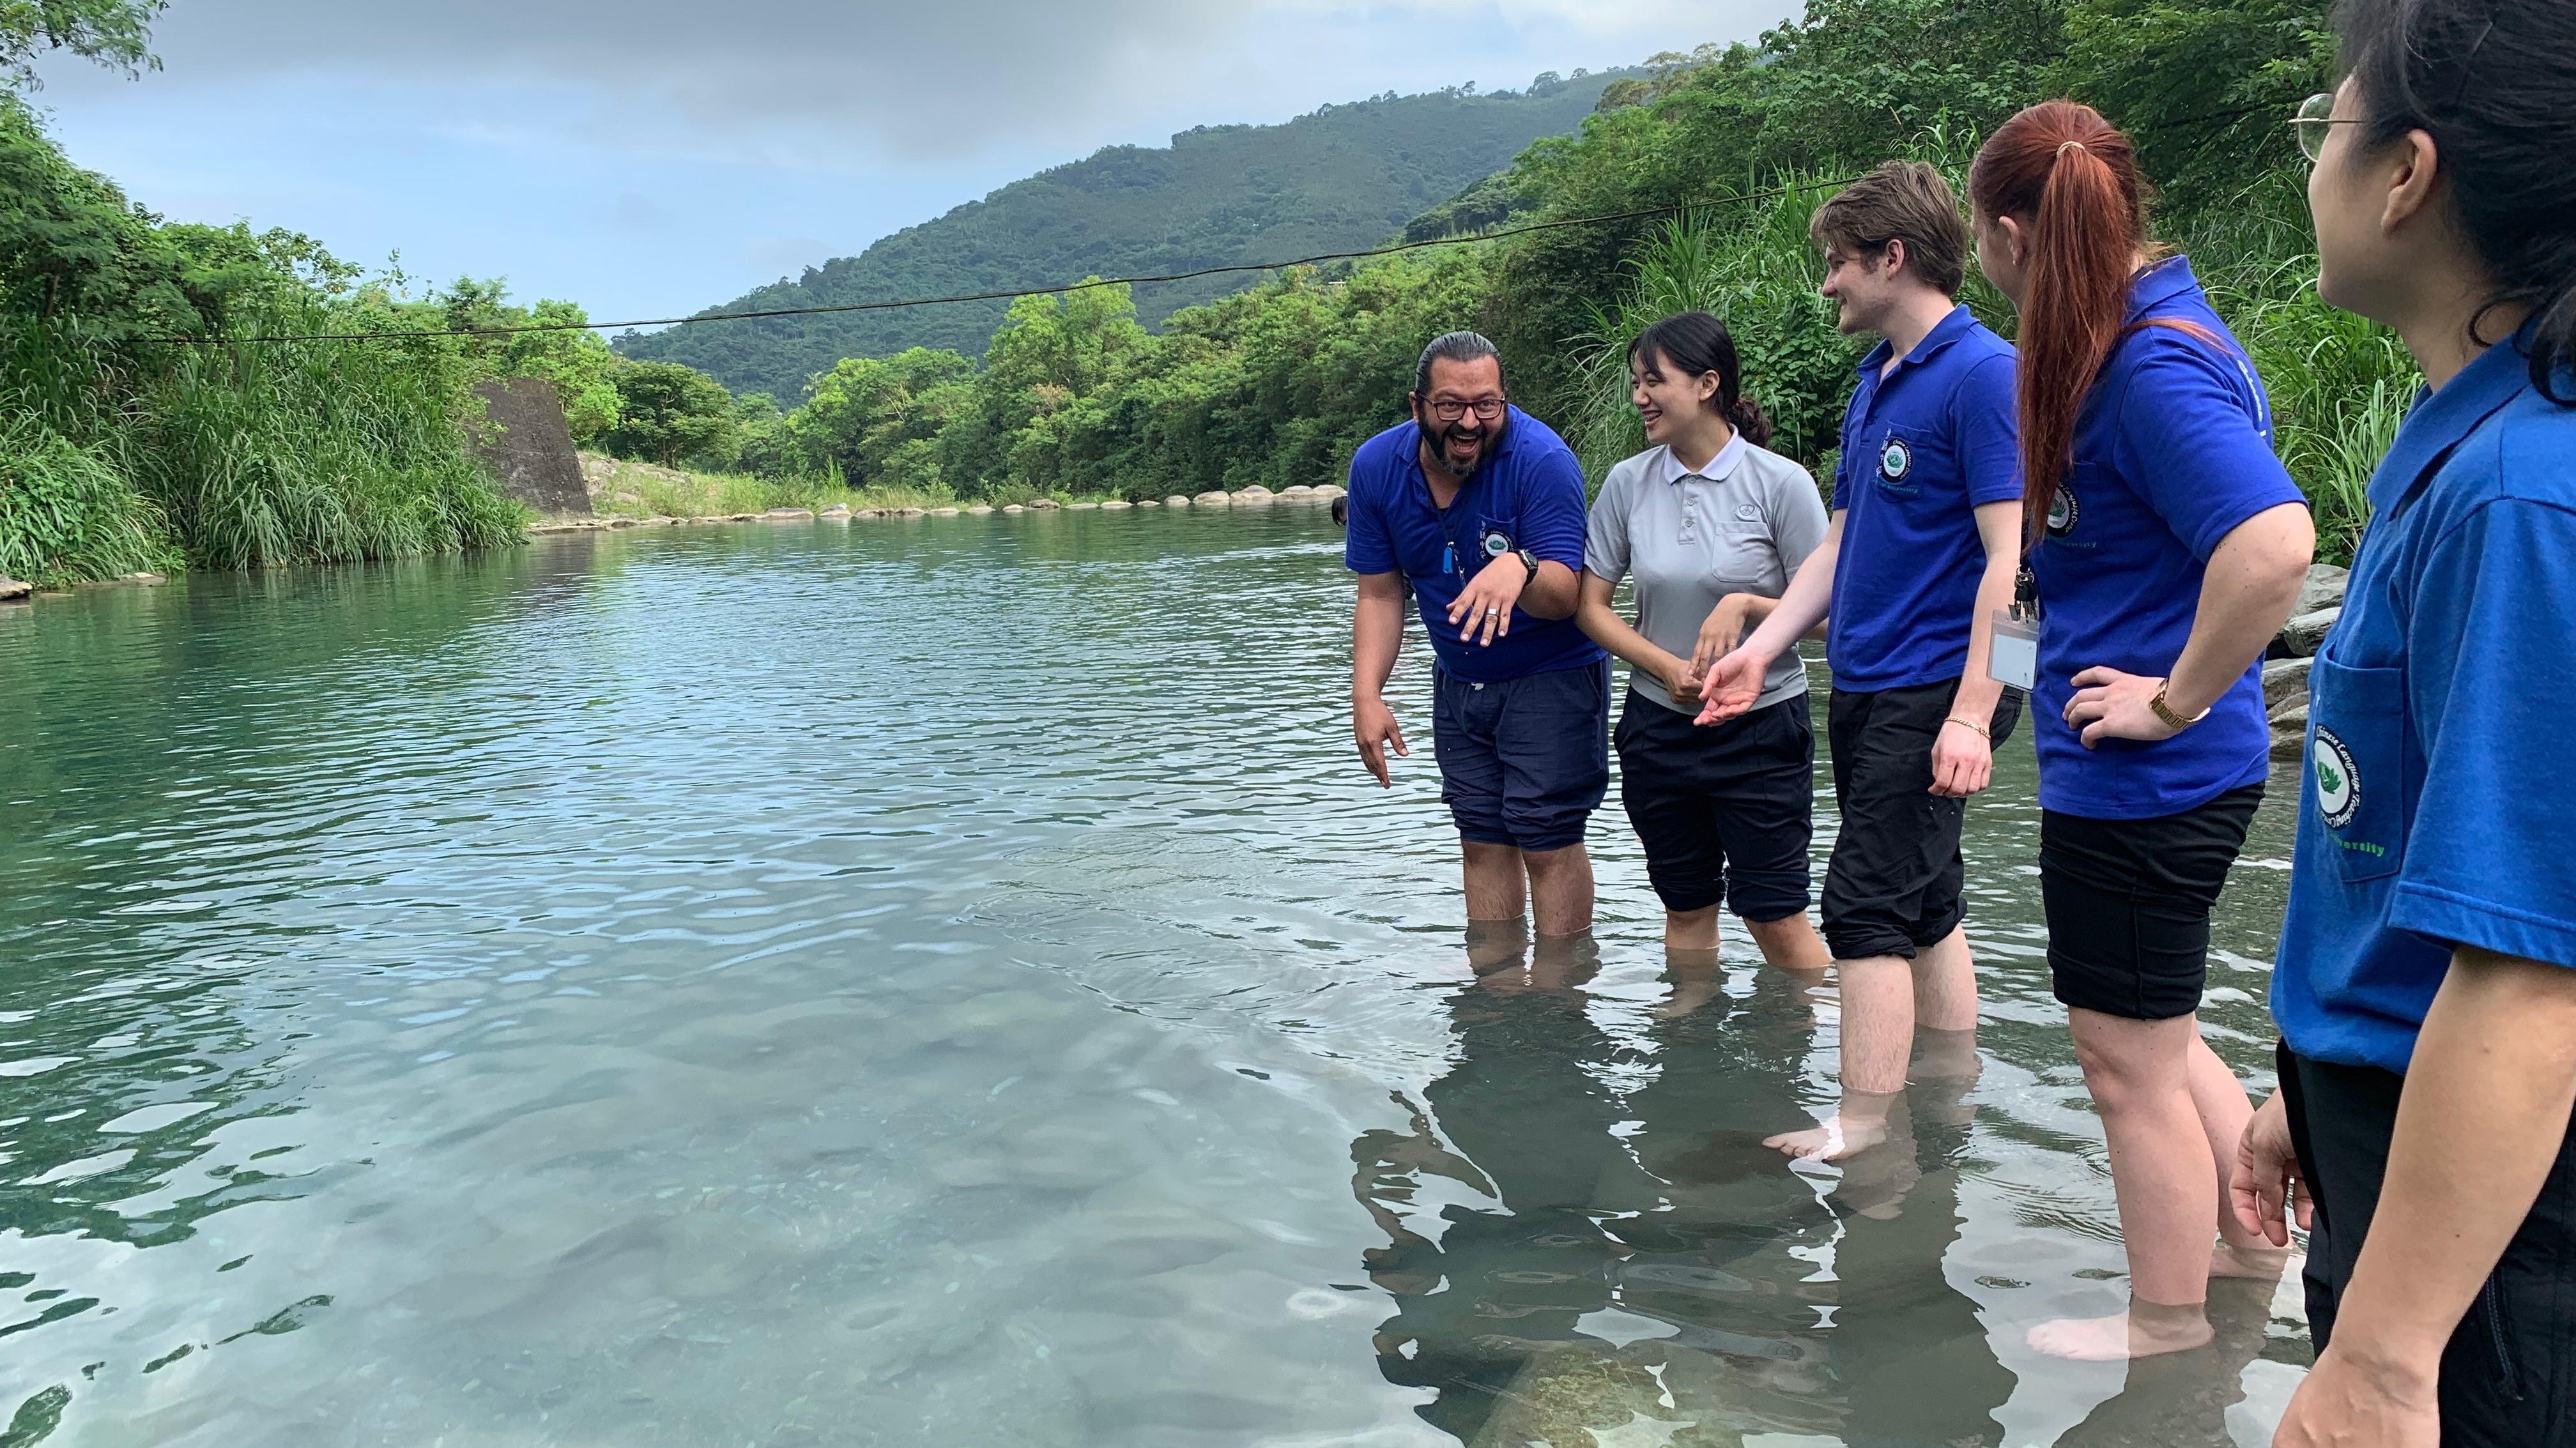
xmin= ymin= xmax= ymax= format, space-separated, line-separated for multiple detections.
xmin=2149 ymin=678 xmax=2211 ymax=731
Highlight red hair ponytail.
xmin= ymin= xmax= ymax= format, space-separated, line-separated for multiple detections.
xmin=1970 ymin=102 xmax=2154 ymax=545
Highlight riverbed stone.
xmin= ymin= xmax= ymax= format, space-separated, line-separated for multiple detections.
xmin=967 ymin=505 xmax=993 ymax=515
xmin=1100 ymin=499 xmax=1132 ymax=510
xmin=1069 ymin=501 xmax=1100 ymax=510
xmin=896 ymin=507 xmax=928 ymax=517
xmin=0 ymin=577 xmax=28 ymax=600
xmin=2263 ymin=657 xmax=2312 ymax=710
xmin=764 ymin=508 xmax=814 ymax=521
xmin=2276 ymin=606 xmax=2340 ymax=658
xmin=1311 ymin=484 xmax=1346 ymax=499
xmin=1136 ymin=499 xmax=1161 ymax=508
xmin=2296 ymin=563 xmax=2350 ymax=618
xmin=928 ymin=507 xmax=960 ymax=517
xmin=1279 ymin=485 xmax=1314 ymax=498
xmin=1029 ymin=498 xmax=1061 ymax=510
xmin=1193 ymin=491 xmax=1232 ymax=506
xmin=820 ymin=504 xmax=851 ymax=516
xmin=1002 ymin=504 xmax=1025 ymax=515
xmin=1163 ymin=495 xmax=1190 ymax=508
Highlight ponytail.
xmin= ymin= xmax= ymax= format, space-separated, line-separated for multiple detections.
xmin=1971 ymin=102 xmax=2154 ymax=544
xmin=1630 ymin=310 xmax=1772 ymax=449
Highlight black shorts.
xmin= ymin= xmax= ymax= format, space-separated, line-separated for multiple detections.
xmin=1432 ymin=660 xmax=1612 ymax=852
xmin=2283 ymin=1042 xmax=2576 ymax=1445
xmin=2040 ymin=785 xmax=2261 ymax=1020
xmin=1820 ymin=679 xmax=2023 ymax=961
xmin=1614 ymin=691 xmax=1813 ymax=920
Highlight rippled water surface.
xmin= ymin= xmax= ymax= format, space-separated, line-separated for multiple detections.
xmin=0 ymin=506 xmax=2310 ymax=1447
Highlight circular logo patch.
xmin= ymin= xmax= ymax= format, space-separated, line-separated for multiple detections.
xmin=1878 ymin=437 xmax=1912 ymax=482
xmin=2313 ymin=727 xmax=2359 ymax=830
xmin=2046 ymin=485 xmax=2081 ymax=538
xmin=1479 ymin=526 xmax=1513 ymax=558
xmin=1736 ymin=504 xmax=1761 ymax=522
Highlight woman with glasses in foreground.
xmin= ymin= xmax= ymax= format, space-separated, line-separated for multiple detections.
xmin=2238 ymin=3 xmax=2576 ymax=1443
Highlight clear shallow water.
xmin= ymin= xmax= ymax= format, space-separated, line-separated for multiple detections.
xmin=0 ymin=506 xmax=2308 ymax=1447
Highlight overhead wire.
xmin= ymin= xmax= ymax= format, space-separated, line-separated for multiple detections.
xmin=153 ymin=172 xmax=1867 ymax=346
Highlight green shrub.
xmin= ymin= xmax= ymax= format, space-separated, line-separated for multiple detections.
xmin=0 ymin=414 xmax=169 ymax=586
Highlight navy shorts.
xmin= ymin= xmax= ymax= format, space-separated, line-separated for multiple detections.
xmin=1432 ymin=660 xmax=1611 ymax=852
xmin=1614 ymin=691 xmax=1814 ymax=920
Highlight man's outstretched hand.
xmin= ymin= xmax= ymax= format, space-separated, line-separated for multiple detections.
xmin=1694 ymin=648 xmax=1769 ymax=726
xmin=1445 ymin=555 xmax=1528 ymax=647
xmin=1354 ymin=696 xmax=1408 ymax=788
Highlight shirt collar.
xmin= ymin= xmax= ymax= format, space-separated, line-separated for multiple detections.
xmin=2125 ymin=255 xmax=2201 ymax=323
xmin=1853 ymin=303 xmax=1978 ymax=380
xmin=2366 ymin=330 xmax=2534 ymax=511
xmin=1659 ymin=429 xmax=1749 ymax=485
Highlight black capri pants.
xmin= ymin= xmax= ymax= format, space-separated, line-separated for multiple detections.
xmin=1614 ymin=691 xmax=1814 ymax=921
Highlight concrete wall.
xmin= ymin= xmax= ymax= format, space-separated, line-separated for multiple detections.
xmin=469 ymin=378 xmax=590 ymax=517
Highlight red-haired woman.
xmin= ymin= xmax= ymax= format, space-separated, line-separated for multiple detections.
xmin=1970 ymin=101 xmax=2317 ymax=1361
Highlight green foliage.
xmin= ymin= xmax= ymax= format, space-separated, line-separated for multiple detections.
xmin=0 ymin=0 xmax=161 ymax=86
xmin=2052 ymin=0 xmax=2334 ymax=210
xmin=615 ymin=75 xmax=1643 ymax=397
xmin=602 ymin=359 xmax=737 ymax=468
xmin=786 ymin=346 xmax=973 ymax=492
xmin=0 ymin=406 xmax=166 ymax=585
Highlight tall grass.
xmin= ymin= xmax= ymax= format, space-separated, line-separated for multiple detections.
xmin=0 ymin=304 xmax=526 ymax=583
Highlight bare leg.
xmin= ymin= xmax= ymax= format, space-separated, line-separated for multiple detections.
xmin=1462 ymin=841 xmax=1528 ymax=924
xmin=1912 ymin=925 xmax=1980 ymax=1033
xmin=1663 ymin=904 xmax=1720 ymax=952
xmin=2188 ymin=1035 xmax=2295 ymax=1275
xmin=1520 ymin=842 xmax=1595 ymax=938
xmin=1657 ymin=944 xmax=1724 ymax=1019
xmin=1744 ymin=912 xmax=1830 ymax=975
xmin=1768 ymin=952 xmax=1912 ymax=1160
xmin=2027 ymin=1009 xmax=2221 ymax=1361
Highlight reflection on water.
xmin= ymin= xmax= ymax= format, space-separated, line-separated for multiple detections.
xmin=0 ymin=509 xmax=2306 ymax=1445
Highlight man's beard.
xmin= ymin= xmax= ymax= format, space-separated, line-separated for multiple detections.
xmin=1424 ymin=410 xmax=1507 ymax=480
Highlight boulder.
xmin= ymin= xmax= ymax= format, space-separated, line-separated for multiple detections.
xmin=819 ymin=504 xmax=851 ymax=517
xmin=967 ymin=505 xmax=994 ymax=515
xmin=1193 ymin=490 xmax=1232 ymax=506
xmin=2263 ymin=657 xmax=2312 ymax=710
xmin=1280 ymin=484 xmax=1314 ymax=498
xmin=1163 ymin=495 xmax=1192 ymax=508
xmin=763 ymin=508 xmax=814 ymax=521
xmin=1100 ymin=499 xmax=1133 ymax=510
xmin=2296 ymin=563 xmax=2350 ymax=618
xmin=1002 ymin=504 xmax=1025 ymax=514
xmin=895 ymin=507 xmax=928 ymax=517
xmin=729 ymin=512 xmax=762 ymax=522
xmin=1068 ymin=501 xmax=1100 ymax=510
xmin=928 ymin=507 xmax=960 ymax=517
xmin=1028 ymin=498 xmax=1062 ymax=510
xmin=2276 ymin=607 xmax=2340 ymax=658
xmin=1312 ymin=484 xmax=1346 ymax=499
xmin=1137 ymin=498 xmax=1162 ymax=508
xmin=2272 ymin=701 xmax=2310 ymax=760
xmin=0 ymin=576 xmax=30 ymax=600
xmin=468 ymin=378 xmax=590 ymax=516
xmin=1237 ymin=485 xmax=1275 ymax=498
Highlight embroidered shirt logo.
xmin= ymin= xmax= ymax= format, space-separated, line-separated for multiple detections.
xmin=2047 ymin=485 xmax=2081 ymax=538
xmin=1735 ymin=504 xmax=1760 ymax=522
xmin=2313 ymin=727 xmax=2359 ymax=830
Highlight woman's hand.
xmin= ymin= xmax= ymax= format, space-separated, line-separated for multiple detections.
xmin=1660 ymin=656 xmax=1706 ymax=710
xmin=2062 ymin=667 xmax=2181 ymax=749
xmin=2232 ymin=1088 xmax=2311 ymax=1247
xmin=1690 ymin=593 xmax=1758 ymax=677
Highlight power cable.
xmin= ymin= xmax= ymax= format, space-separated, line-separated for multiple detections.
xmin=155 ymin=173 xmax=1866 ymax=346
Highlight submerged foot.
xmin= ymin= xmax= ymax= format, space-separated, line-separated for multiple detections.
xmin=2026 ymin=1306 xmax=2214 ymax=1362
xmin=1765 ymin=1114 xmax=1889 ymax=1162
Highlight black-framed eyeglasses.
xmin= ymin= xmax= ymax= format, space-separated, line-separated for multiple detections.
xmin=1425 ymin=399 xmax=1505 ymax=423
xmin=2290 ymin=92 xmax=2355 ymax=164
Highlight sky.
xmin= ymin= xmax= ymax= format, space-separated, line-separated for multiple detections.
xmin=29 ymin=1 xmax=1802 ymax=326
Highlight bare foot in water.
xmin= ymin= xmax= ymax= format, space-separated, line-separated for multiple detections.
xmin=1764 ymin=1113 xmax=1889 ymax=1161
xmin=2027 ymin=1302 xmax=2214 ymax=1362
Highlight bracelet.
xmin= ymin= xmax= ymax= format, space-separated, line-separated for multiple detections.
xmin=1942 ymin=716 xmax=1990 ymax=740
xmin=2149 ymin=678 xmax=2212 ymax=731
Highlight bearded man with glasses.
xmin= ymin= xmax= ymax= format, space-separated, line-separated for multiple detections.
xmin=1346 ymin=331 xmax=1611 ymax=945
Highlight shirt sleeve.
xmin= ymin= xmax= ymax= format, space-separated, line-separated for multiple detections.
xmin=1770 ymin=461 xmax=1831 ymax=584
xmin=1515 ymin=443 xmax=1593 ymax=570
xmin=1583 ymin=464 xmax=1631 ymax=582
xmin=2389 ymin=497 xmax=2576 ymax=970
xmin=1953 ymin=353 xmax=2024 ymax=508
xmin=2111 ymin=339 xmax=2306 ymax=559
xmin=1344 ymin=462 xmax=1396 ymax=577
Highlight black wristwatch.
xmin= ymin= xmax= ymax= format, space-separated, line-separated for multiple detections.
xmin=1514 ymin=548 xmax=1542 ymax=584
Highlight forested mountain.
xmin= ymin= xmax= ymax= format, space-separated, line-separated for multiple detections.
xmin=613 ymin=72 xmax=1636 ymax=398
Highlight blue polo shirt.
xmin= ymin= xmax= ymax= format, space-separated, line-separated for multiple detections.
xmin=2030 ymin=257 xmax=2307 ymax=819
xmin=1344 ymin=407 xmax=1607 ymax=683
xmin=1828 ymin=305 xmax=2022 ymax=691
xmin=2273 ymin=333 xmax=2576 ymax=1075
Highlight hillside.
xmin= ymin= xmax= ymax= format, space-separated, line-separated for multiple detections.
xmin=613 ymin=72 xmax=1634 ymax=399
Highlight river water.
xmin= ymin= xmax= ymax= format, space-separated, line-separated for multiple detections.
xmin=0 ymin=505 xmax=2308 ymax=1447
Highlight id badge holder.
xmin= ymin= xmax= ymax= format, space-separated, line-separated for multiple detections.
xmin=1989 ymin=605 xmax=2041 ymax=692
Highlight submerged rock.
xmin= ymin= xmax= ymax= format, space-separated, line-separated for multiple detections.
xmin=1002 ymin=504 xmax=1025 ymax=515
xmin=928 ymin=507 xmax=960 ymax=517
xmin=1136 ymin=498 xmax=1162 ymax=507
xmin=1163 ymin=495 xmax=1190 ymax=508
xmin=1028 ymin=498 xmax=1061 ymax=510
xmin=1193 ymin=491 xmax=1232 ymax=506
xmin=966 ymin=505 xmax=994 ymax=515
xmin=1068 ymin=501 xmax=1100 ymax=510
xmin=1100 ymin=499 xmax=1133 ymax=510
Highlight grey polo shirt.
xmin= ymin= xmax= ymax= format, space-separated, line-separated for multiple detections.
xmin=1583 ymin=434 xmax=1831 ymax=714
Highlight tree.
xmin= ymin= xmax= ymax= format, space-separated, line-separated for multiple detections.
xmin=602 ymin=360 xmax=736 ymax=468
xmin=0 ymin=0 xmax=164 ymax=88
xmin=787 ymin=346 xmax=974 ymax=488
xmin=2052 ymin=0 xmax=2333 ymax=209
